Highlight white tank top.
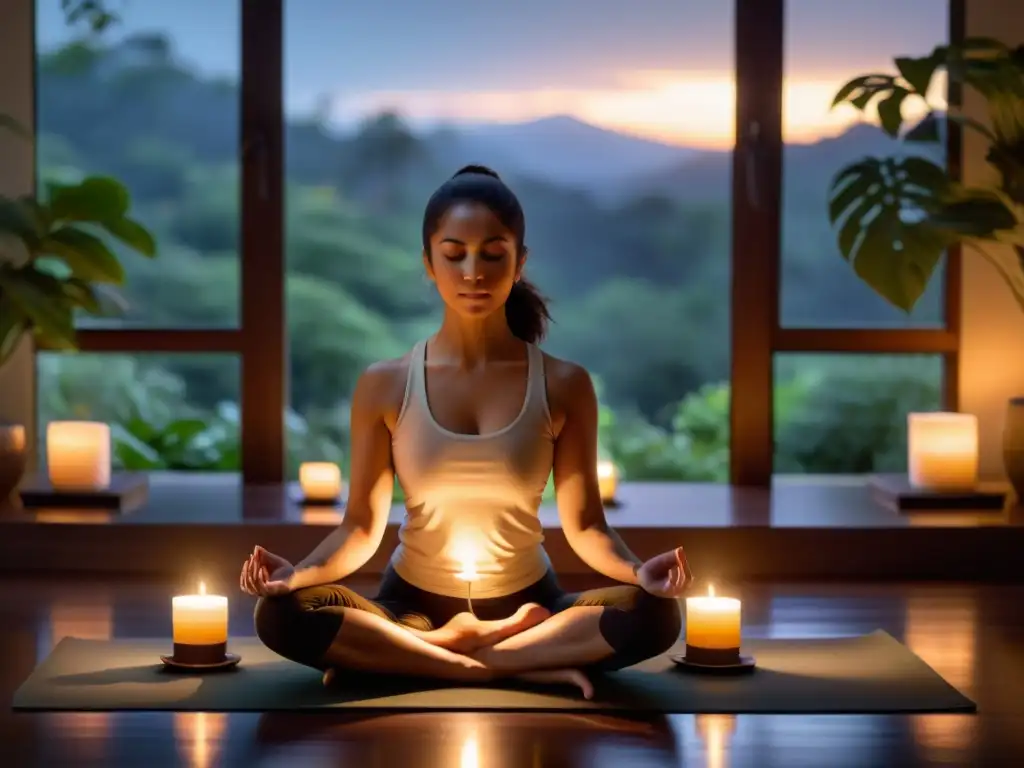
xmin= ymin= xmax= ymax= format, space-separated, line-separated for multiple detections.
xmin=389 ymin=339 xmax=554 ymax=598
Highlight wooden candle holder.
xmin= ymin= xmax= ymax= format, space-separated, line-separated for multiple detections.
xmin=18 ymin=472 xmax=148 ymax=511
xmin=671 ymin=645 xmax=757 ymax=674
xmin=868 ymin=474 xmax=1007 ymax=512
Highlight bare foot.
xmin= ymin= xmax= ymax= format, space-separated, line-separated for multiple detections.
xmin=515 ymin=668 xmax=594 ymax=700
xmin=430 ymin=603 xmax=551 ymax=653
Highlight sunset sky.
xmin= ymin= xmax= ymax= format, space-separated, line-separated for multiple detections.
xmin=37 ymin=0 xmax=950 ymax=149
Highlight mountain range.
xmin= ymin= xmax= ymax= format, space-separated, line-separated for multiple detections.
xmin=416 ymin=114 xmax=943 ymax=204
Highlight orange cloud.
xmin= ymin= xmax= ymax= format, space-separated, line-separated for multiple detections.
xmin=331 ymin=70 xmax=948 ymax=149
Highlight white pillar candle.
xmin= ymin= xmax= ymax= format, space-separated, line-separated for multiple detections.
xmin=907 ymin=412 xmax=979 ymax=491
xmin=686 ymin=584 xmax=742 ymax=650
xmin=299 ymin=462 xmax=342 ymax=501
xmin=598 ymin=460 xmax=618 ymax=502
xmin=46 ymin=421 xmax=111 ymax=491
xmin=172 ymin=582 xmax=228 ymax=646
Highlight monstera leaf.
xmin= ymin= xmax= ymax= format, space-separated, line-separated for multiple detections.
xmin=828 ymin=156 xmax=953 ymax=311
xmin=829 ymin=37 xmax=1024 ymax=314
xmin=830 ymin=156 xmax=1024 ymax=312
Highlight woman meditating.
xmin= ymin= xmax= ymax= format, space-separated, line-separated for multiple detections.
xmin=241 ymin=165 xmax=692 ymax=699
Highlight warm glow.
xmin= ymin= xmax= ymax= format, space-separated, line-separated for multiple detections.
xmin=597 ymin=460 xmax=618 ymax=502
xmin=686 ymin=588 xmax=742 ymax=650
xmin=1 ymin=424 xmax=25 ymax=452
xmin=172 ymin=584 xmax=228 ymax=646
xmin=456 ymin=560 xmax=479 ymax=583
xmin=174 ymin=712 xmax=228 ymax=768
xmin=905 ymin=594 xmax=978 ymax=758
xmin=46 ymin=421 xmax=111 ymax=491
xmin=332 ymin=71 xmax=948 ymax=150
xmin=460 ymin=734 xmax=480 ymax=768
xmin=299 ymin=461 xmax=343 ymax=501
xmin=907 ymin=412 xmax=979 ymax=491
xmin=696 ymin=715 xmax=737 ymax=768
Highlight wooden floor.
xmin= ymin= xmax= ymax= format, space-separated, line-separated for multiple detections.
xmin=1 ymin=577 xmax=1022 ymax=767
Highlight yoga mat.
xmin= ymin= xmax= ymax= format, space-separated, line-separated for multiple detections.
xmin=12 ymin=630 xmax=975 ymax=714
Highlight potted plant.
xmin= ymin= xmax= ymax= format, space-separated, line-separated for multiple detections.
xmin=829 ymin=37 xmax=1024 ymax=492
xmin=0 ymin=167 xmax=157 ymax=499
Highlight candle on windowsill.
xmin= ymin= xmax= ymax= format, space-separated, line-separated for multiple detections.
xmin=685 ymin=584 xmax=742 ymax=665
xmin=46 ymin=421 xmax=111 ymax=491
xmin=171 ymin=581 xmax=228 ymax=664
xmin=299 ymin=462 xmax=343 ymax=502
xmin=597 ymin=460 xmax=618 ymax=503
xmin=907 ymin=412 xmax=979 ymax=491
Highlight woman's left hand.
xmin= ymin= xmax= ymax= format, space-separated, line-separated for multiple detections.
xmin=637 ymin=546 xmax=693 ymax=598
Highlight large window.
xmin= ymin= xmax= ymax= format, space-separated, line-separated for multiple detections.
xmin=780 ymin=1 xmax=949 ymax=328
xmin=29 ymin=0 xmax=962 ymax=489
xmin=283 ymin=1 xmax=736 ymax=481
xmin=37 ymin=353 xmax=241 ymax=471
xmin=774 ymin=354 xmax=943 ymax=474
xmin=35 ymin=0 xmax=241 ymax=329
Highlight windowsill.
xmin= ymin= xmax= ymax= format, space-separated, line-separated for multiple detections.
xmin=4 ymin=472 xmax=1020 ymax=530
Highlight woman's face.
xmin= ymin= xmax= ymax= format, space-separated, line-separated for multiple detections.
xmin=424 ymin=201 xmax=526 ymax=319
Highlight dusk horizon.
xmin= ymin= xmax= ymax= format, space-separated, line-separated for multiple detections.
xmin=36 ymin=0 xmax=950 ymax=150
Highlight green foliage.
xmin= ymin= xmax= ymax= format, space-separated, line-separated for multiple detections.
xmin=0 ymin=176 xmax=157 ymax=366
xmin=830 ymin=38 xmax=1024 ymax=313
xmin=774 ymin=357 xmax=942 ymax=473
xmin=38 ymin=355 xmax=343 ymax=474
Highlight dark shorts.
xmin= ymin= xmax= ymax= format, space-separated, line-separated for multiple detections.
xmin=254 ymin=566 xmax=681 ymax=672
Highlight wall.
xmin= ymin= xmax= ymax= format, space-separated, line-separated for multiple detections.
xmin=0 ymin=0 xmax=36 ymax=464
xmin=959 ymin=0 xmax=1024 ymax=479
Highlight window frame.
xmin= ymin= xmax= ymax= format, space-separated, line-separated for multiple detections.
xmin=50 ymin=0 xmax=964 ymax=486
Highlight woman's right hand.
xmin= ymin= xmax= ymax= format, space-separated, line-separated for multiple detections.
xmin=240 ymin=545 xmax=295 ymax=596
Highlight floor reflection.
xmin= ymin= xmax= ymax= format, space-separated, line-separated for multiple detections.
xmin=903 ymin=591 xmax=979 ymax=762
xmin=174 ymin=712 xmax=229 ymax=768
xmin=250 ymin=711 xmax=681 ymax=767
xmin=695 ymin=714 xmax=736 ymax=768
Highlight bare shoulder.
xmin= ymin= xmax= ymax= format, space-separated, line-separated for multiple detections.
xmin=540 ymin=352 xmax=597 ymax=433
xmin=354 ymin=350 xmax=413 ymax=428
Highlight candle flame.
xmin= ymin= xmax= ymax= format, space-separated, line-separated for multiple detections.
xmin=708 ymin=583 xmax=715 ymax=598
xmin=198 ymin=581 xmax=206 ymax=596
xmin=457 ymin=561 xmax=479 ymax=582
xmin=597 ymin=460 xmax=615 ymax=478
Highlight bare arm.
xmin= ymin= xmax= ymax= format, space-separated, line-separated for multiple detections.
xmin=551 ymin=361 xmax=643 ymax=585
xmin=288 ymin=364 xmax=397 ymax=590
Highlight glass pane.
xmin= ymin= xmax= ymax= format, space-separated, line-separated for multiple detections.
xmin=774 ymin=354 xmax=943 ymax=474
xmin=37 ymin=353 xmax=240 ymax=471
xmin=284 ymin=2 xmax=735 ymax=482
xmin=780 ymin=2 xmax=948 ymax=328
xmin=35 ymin=2 xmax=240 ymax=328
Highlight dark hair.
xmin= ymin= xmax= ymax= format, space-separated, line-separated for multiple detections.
xmin=422 ymin=164 xmax=552 ymax=344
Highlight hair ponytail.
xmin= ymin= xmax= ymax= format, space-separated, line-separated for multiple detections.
xmin=505 ymin=277 xmax=551 ymax=344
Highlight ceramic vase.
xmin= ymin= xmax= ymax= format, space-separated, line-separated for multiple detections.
xmin=1002 ymin=398 xmax=1024 ymax=500
xmin=0 ymin=423 xmax=27 ymax=503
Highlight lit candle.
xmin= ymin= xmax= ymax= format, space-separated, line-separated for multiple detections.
xmin=171 ymin=581 xmax=228 ymax=664
xmin=598 ymin=460 xmax=618 ymax=503
xmin=907 ymin=412 xmax=979 ymax=491
xmin=685 ymin=584 xmax=742 ymax=665
xmin=46 ymin=421 xmax=111 ymax=491
xmin=299 ymin=462 xmax=343 ymax=502
xmin=455 ymin=557 xmax=479 ymax=616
